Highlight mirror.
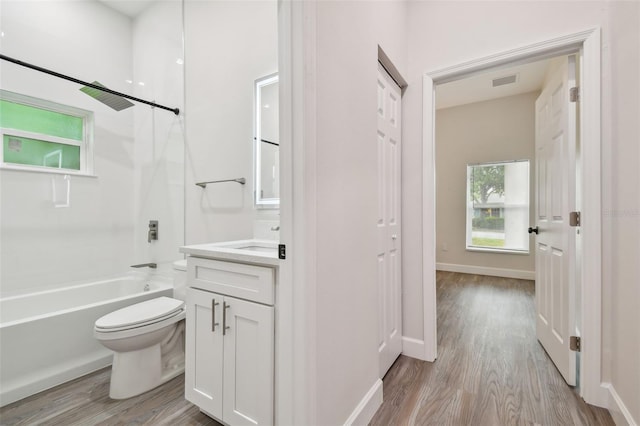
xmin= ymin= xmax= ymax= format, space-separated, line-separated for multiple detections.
xmin=254 ymin=73 xmax=279 ymax=208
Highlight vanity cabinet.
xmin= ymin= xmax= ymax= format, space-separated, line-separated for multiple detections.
xmin=184 ymin=258 xmax=275 ymax=426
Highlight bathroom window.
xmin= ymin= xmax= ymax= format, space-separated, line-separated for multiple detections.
xmin=0 ymin=90 xmax=94 ymax=174
xmin=466 ymin=160 xmax=530 ymax=253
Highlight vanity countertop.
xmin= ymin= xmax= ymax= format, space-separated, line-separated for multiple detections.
xmin=179 ymin=239 xmax=280 ymax=266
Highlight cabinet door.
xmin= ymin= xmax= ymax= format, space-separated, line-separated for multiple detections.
xmin=222 ymin=296 xmax=274 ymax=426
xmin=185 ymin=288 xmax=224 ymax=419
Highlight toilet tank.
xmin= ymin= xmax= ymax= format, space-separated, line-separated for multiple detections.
xmin=172 ymin=259 xmax=188 ymax=301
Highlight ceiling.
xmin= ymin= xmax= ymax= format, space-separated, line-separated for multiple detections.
xmin=98 ymin=0 xmax=157 ymax=18
xmin=435 ymin=58 xmax=554 ymax=110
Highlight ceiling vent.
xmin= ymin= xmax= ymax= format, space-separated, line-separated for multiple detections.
xmin=492 ymin=74 xmax=518 ymax=87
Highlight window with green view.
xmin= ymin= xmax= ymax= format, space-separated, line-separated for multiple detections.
xmin=466 ymin=160 xmax=530 ymax=253
xmin=0 ymin=91 xmax=93 ymax=173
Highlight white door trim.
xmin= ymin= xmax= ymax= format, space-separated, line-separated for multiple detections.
xmin=421 ymin=28 xmax=606 ymax=406
xmin=280 ymin=0 xmax=318 ymax=424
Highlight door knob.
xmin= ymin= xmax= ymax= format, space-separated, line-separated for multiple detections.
xmin=528 ymin=226 xmax=539 ymax=234
xmin=392 ymin=234 xmax=397 ymax=240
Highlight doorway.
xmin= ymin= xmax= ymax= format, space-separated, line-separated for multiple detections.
xmin=435 ymin=52 xmax=580 ymax=384
xmin=420 ymin=28 xmax=605 ymax=406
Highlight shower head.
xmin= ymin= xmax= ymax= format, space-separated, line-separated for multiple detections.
xmin=80 ymin=81 xmax=134 ymax=111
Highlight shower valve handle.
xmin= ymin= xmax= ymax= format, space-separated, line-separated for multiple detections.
xmin=148 ymin=220 xmax=158 ymax=243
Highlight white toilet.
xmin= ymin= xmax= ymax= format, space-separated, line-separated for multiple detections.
xmin=94 ymin=260 xmax=187 ymax=399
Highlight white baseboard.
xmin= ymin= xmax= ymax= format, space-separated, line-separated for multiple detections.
xmin=605 ymin=383 xmax=638 ymax=426
xmin=402 ymin=336 xmax=426 ymax=360
xmin=0 ymin=354 xmax=112 ymax=407
xmin=436 ymin=262 xmax=535 ymax=280
xmin=343 ymin=378 xmax=383 ymax=426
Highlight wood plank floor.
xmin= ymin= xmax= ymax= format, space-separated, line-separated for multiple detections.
xmin=370 ymin=271 xmax=614 ymax=426
xmin=0 ymin=368 xmax=222 ymax=426
xmin=1 ymin=271 xmax=614 ymax=425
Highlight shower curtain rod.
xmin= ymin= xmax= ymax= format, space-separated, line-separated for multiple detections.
xmin=0 ymin=54 xmax=180 ymax=115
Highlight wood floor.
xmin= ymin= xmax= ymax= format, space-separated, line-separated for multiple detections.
xmin=1 ymin=272 xmax=614 ymax=425
xmin=369 ymin=271 xmax=614 ymax=426
xmin=0 ymin=368 xmax=222 ymax=426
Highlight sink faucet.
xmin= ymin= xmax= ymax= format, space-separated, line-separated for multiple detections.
xmin=131 ymin=263 xmax=157 ymax=269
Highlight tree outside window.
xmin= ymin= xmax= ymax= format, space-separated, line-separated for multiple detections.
xmin=466 ymin=161 xmax=529 ymax=253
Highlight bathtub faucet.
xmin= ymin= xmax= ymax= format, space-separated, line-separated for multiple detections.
xmin=131 ymin=263 xmax=157 ymax=269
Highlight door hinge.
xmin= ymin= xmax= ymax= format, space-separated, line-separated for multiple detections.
xmin=569 ymin=211 xmax=581 ymax=227
xmin=278 ymin=244 xmax=286 ymax=260
xmin=570 ymin=336 xmax=581 ymax=352
xmin=570 ymin=87 xmax=580 ymax=103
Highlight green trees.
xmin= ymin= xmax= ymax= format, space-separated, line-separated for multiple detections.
xmin=470 ymin=164 xmax=505 ymax=204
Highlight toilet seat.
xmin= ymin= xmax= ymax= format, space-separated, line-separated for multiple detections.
xmin=94 ymin=297 xmax=185 ymax=340
xmin=96 ymin=297 xmax=184 ymax=331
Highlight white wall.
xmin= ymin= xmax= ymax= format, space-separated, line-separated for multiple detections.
xmin=0 ymin=0 xmax=135 ymax=295
xmin=0 ymin=0 xmax=186 ymax=296
xmin=184 ymin=0 xmax=278 ymax=246
xmin=132 ymin=1 xmax=185 ymax=267
xmin=309 ymin=1 xmax=408 ymax=424
xmin=436 ymin=92 xmax=538 ymax=275
xmin=403 ymin=1 xmax=639 ymax=422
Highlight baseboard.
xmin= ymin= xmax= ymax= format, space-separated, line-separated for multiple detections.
xmin=605 ymin=383 xmax=638 ymax=426
xmin=402 ymin=336 xmax=426 ymax=360
xmin=436 ymin=262 xmax=535 ymax=280
xmin=343 ymin=378 xmax=383 ymax=426
xmin=0 ymin=354 xmax=112 ymax=407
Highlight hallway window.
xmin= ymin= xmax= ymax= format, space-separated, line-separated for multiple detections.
xmin=466 ymin=160 xmax=530 ymax=253
xmin=0 ymin=90 xmax=93 ymax=174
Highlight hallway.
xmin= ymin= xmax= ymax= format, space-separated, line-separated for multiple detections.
xmin=370 ymin=272 xmax=614 ymax=425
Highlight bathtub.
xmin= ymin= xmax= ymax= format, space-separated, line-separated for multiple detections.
xmin=0 ymin=274 xmax=173 ymax=407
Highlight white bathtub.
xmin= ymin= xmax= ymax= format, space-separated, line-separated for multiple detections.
xmin=0 ymin=274 xmax=173 ymax=407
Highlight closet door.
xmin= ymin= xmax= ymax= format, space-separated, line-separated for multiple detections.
xmin=377 ymin=62 xmax=403 ymax=378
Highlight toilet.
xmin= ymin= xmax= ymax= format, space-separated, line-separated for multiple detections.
xmin=94 ymin=260 xmax=188 ymax=399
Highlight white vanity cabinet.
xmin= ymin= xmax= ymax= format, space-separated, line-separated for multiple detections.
xmin=184 ymin=255 xmax=275 ymax=426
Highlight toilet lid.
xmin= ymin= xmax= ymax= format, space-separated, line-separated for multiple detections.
xmin=95 ymin=297 xmax=184 ymax=330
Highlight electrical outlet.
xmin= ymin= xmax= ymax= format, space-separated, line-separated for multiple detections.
xmin=442 ymin=244 xmax=448 ymax=252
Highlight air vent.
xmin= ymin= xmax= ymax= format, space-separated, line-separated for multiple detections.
xmin=492 ymin=74 xmax=518 ymax=87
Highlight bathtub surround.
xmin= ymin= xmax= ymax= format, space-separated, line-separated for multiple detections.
xmin=0 ymin=0 xmax=136 ymax=295
xmin=132 ymin=0 xmax=185 ymax=266
xmin=0 ymin=0 xmax=185 ymax=297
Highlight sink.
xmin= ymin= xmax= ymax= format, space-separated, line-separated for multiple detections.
xmin=235 ymin=245 xmax=277 ymax=253
xmin=220 ymin=240 xmax=277 ymax=252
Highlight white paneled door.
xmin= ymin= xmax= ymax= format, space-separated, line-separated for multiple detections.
xmin=377 ymin=63 xmax=402 ymax=378
xmin=534 ymin=56 xmax=577 ymax=386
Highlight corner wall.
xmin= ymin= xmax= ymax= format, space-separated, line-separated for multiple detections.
xmin=311 ymin=1 xmax=408 ymax=424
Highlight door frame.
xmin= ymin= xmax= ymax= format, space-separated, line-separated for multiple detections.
xmin=421 ymin=28 xmax=606 ymax=406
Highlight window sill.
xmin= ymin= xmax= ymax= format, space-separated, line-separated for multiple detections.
xmin=466 ymin=246 xmax=530 ymax=255
xmin=0 ymin=164 xmax=97 ymax=178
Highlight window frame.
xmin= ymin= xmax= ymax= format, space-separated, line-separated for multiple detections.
xmin=0 ymin=90 xmax=94 ymax=176
xmin=465 ymin=159 xmax=530 ymax=255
